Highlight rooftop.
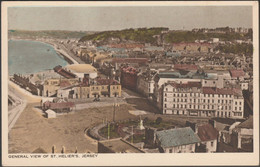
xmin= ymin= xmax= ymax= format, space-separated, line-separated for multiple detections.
xmin=202 ymin=87 xmax=242 ymax=96
xmin=167 ymin=81 xmax=202 ymax=89
xmin=197 ymin=124 xmax=218 ymax=142
xmin=236 ymin=115 xmax=253 ymax=129
xmin=156 ymin=127 xmax=201 ymax=148
xmin=65 ymin=64 xmax=97 ymax=73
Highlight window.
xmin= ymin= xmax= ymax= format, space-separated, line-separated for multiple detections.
xmin=212 ymin=105 xmax=214 ymax=109
xmin=211 ymin=141 xmax=214 ymax=147
xmin=229 ymin=106 xmax=231 ymax=110
xmin=165 ymin=104 xmax=167 ymax=107
xmin=239 ymin=107 xmax=241 ymax=110
xmin=208 ymin=99 xmax=210 ymax=103
xmin=218 ymin=100 xmax=220 ymax=103
xmin=166 ymin=88 xmax=168 ymax=91
xmin=169 ymin=149 xmax=172 ymax=153
xmin=235 ymin=107 xmax=237 ymax=110
xmin=165 ymin=93 xmax=167 ymax=96
xmin=165 ymin=98 xmax=167 ymax=102
xmin=239 ymin=102 xmax=242 ymax=105
xmin=235 ymin=102 xmax=237 ymax=105
xmin=212 ymin=99 xmax=214 ymax=103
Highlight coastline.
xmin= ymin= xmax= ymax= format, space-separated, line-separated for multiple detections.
xmin=9 ymin=38 xmax=79 ymax=65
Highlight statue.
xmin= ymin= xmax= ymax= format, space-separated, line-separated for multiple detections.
xmin=139 ymin=116 xmax=145 ymax=130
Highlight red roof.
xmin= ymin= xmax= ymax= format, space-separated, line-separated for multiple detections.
xmin=197 ymin=124 xmax=218 ymax=141
xmin=169 ymin=82 xmax=201 ymax=88
xmin=121 ymin=66 xmax=138 ymax=74
xmin=174 ymin=64 xmax=198 ymax=71
xmin=230 ymin=69 xmax=245 ymax=78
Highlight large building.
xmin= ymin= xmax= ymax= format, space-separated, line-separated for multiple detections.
xmin=161 ymin=81 xmax=244 ymax=119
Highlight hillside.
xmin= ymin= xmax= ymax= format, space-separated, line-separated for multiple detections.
xmin=164 ymin=31 xmax=252 ymax=43
xmin=79 ymin=27 xmax=169 ymax=44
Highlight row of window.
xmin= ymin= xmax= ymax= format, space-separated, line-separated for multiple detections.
xmin=164 ymin=92 xmax=233 ymax=98
xmin=164 ymin=98 xmax=235 ymax=104
xmin=91 ymin=85 xmax=119 ymax=90
xmin=164 ymin=103 xmax=233 ymax=110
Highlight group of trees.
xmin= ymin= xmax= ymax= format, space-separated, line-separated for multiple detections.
xmin=215 ymin=43 xmax=253 ymax=56
xmin=79 ymin=27 xmax=169 ymax=44
xmin=164 ymin=31 xmax=252 ymax=43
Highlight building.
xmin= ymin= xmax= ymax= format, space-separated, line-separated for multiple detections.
xmin=137 ymin=69 xmax=157 ymax=98
xmin=230 ymin=69 xmax=245 ymax=81
xmin=54 ymin=65 xmax=77 ymax=79
xmin=45 ymin=109 xmax=56 ymax=118
xmin=161 ymin=81 xmax=244 ymax=119
xmin=42 ymin=100 xmax=75 ymax=113
xmin=231 ymin=116 xmax=253 ymax=151
xmin=155 ymin=127 xmax=201 ymax=153
xmin=65 ymin=64 xmax=98 ymax=79
xmin=196 ymin=124 xmax=218 ymax=152
xmin=73 ymin=78 xmax=121 ymax=98
xmin=43 ymin=78 xmax=79 ymax=97
xmin=120 ymin=66 xmax=139 ymax=90
xmin=98 ymin=138 xmax=145 ymax=153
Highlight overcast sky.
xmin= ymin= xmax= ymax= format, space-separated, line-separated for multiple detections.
xmin=8 ymin=6 xmax=252 ymax=31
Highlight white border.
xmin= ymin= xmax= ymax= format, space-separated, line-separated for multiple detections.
xmin=2 ymin=1 xmax=259 ymax=166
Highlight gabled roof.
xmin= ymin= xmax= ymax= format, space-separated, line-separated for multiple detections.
xmin=236 ymin=116 xmax=253 ymax=129
xmin=197 ymin=124 xmax=218 ymax=142
xmin=156 ymin=127 xmax=201 ymax=148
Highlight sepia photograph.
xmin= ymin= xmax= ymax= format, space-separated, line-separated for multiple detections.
xmin=1 ymin=1 xmax=259 ymax=166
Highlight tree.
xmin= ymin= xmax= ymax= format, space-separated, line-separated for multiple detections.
xmin=156 ymin=117 xmax=163 ymax=125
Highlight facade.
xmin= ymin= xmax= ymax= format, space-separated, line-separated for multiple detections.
xmin=43 ymin=78 xmax=79 ymax=97
xmin=197 ymin=124 xmax=218 ymax=153
xmin=231 ymin=116 xmax=253 ymax=150
xmin=155 ymin=127 xmax=201 ymax=153
xmin=161 ymin=81 xmax=244 ymax=119
xmin=120 ymin=66 xmax=139 ymax=90
xmin=73 ymin=78 xmax=121 ymax=99
xmin=137 ymin=70 xmax=157 ymax=97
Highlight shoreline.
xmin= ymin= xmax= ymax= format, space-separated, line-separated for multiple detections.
xmin=9 ymin=38 xmax=79 ymax=65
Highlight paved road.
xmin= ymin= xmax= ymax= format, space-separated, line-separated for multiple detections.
xmin=8 ymin=87 xmax=27 ymax=132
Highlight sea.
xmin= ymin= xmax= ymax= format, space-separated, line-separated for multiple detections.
xmin=8 ymin=40 xmax=68 ymax=75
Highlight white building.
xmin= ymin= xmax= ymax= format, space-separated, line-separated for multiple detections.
xmin=137 ymin=70 xmax=157 ymax=98
xmin=197 ymin=124 xmax=218 ymax=153
xmin=45 ymin=109 xmax=56 ymax=118
xmin=161 ymin=81 xmax=244 ymax=119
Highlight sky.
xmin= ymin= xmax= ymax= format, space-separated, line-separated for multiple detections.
xmin=8 ymin=6 xmax=252 ymax=31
